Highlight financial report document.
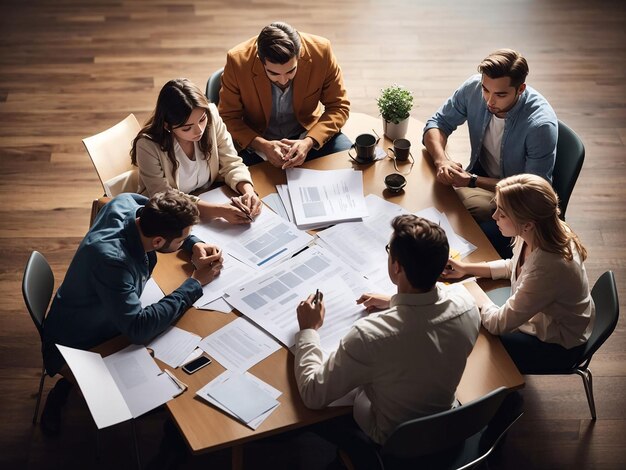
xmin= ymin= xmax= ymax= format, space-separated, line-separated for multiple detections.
xmin=192 ymin=187 xmax=313 ymax=269
xmin=286 ymin=168 xmax=368 ymax=229
xmin=224 ymin=246 xmax=372 ymax=355
xmin=316 ymin=195 xmax=408 ymax=294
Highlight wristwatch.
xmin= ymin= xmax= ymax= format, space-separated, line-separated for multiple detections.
xmin=468 ymin=174 xmax=478 ymax=188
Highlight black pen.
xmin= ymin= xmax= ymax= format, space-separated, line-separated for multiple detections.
xmin=313 ymin=289 xmax=322 ymax=305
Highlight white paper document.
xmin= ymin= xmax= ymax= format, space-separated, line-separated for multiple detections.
xmin=57 ymin=344 xmax=181 ymax=429
xmin=196 ymin=370 xmax=281 ymax=429
xmin=414 ymin=207 xmax=477 ymax=258
xmin=316 ymin=194 xmax=408 ymax=295
xmin=147 ymin=326 xmax=201 ymax=368
xmin=192 ymin=186 xmax=313 ymax=269
xmin=224 ymin=245 xmax=371 ymax=355
xmin=139 ymin=278 xmax=165 ymax=308
xmin=193 ymin=254 xmax=255 ymax=307
xmin=196 ymin=297 xmax=233 ymax=313
xmin=198 ymin=316 xmax=281 ymax=372
xmin=262 ymin=192 xmax=290 ymax=222
xmin=286 ymin=168 xmax=368 ymax=229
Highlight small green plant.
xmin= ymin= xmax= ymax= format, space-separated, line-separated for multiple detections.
xmin=376 ymin=84 xmax=414 ymax=124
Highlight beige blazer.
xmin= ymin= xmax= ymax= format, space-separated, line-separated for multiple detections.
xmin=135 ymin=104 xmax=253 ymax=200
xmin=218 ymin=32 xmax=350 ymax=149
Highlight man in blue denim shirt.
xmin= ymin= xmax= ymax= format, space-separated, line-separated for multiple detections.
xmin=423 ymin=49 xmax=557 ymax=227
xmin=40 ymin=190 xmax=223 ymax=436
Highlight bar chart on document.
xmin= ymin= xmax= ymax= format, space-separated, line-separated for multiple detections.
xmin=191 ymin=187 xmax=313 ymax=268
xmin=224 ymin=245 xmax=373 ymax=355
xmin=286 ymin=168 xmax=368 ymax=229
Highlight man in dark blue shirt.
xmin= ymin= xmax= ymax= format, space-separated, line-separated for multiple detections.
xmin=40 ymin=190 xmax=223 ymax=435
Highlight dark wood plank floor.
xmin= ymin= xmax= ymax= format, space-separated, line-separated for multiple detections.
xmin=1 ymin=0 xmax=624 ymax=468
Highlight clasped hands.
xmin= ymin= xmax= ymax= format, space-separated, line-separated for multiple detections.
xmin=435 ymin=160 xmax=472 ymax=187
xmin=264 ymin=137 xmax=315 ymax=170
xmin=191 ymin=243 xmax=224 ymax=285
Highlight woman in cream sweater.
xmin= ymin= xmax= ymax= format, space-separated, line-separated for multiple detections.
xmin=131 ymin=78 xmax=261 ymax=223
xmin=442 ymin=174 xmax=595 ymax=373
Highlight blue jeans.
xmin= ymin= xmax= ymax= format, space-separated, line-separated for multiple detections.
xmin=240 ymin=132 xmax=353 ymax=166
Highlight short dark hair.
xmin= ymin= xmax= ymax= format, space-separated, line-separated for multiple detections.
xmin=478 ymin=49 xmax=529 ymax=89
xmin=138 ymin=190 xmax=199 ymax=241
xmin=257 ymin=22 xmax=301 ymax=64
xmin=389 ymin=215 xmax=449 ymax=291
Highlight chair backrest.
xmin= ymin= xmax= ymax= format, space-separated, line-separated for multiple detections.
xmin=381 ymin=387 xmax=510 ymax=460
xmin=205 ymin=67 xmax=224 ymax=105
xmin=578 ymin=271 xmax=619 ymax=364
xmin=22 ymin=251 xmax=55 ymax=339
xmin=553 ymin=120 xmax=585 ymax=219
xmin=82 ymin=113 xmax=141 ymax=197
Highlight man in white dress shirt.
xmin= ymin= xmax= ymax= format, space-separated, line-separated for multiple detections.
xmin=293 ymin=215 xmax=481 ymax=467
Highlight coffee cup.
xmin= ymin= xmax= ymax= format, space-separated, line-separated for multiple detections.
xmin=384 ymin=173 xmax=407 ymax=193
xmin=348 ymin=133 xmax=380 ymax=163
xmin=387 ymin=138 xmax=411 ymax=162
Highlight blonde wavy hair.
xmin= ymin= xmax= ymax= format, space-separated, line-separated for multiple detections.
xmin=495 ymin=174 xmax=587 ymax=261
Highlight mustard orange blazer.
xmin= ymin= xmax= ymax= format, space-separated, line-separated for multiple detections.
xmin=218 ymin=32 xmax=350 ymax=150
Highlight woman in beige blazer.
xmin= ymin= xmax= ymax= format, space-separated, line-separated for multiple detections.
xmin=441 ymin=174 xmax=595 ymax=373
xmin=131 ymin=78 xmax=261 ymax=223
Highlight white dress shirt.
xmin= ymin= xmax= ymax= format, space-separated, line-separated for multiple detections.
xmin=294 ymin=284 xmax=480 ymax=444
xmin=483 ymin=239 xmax=595 ymax=349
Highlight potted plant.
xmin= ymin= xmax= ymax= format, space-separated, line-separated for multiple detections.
xmin=376 ymin=84 xmax=414 ymax=140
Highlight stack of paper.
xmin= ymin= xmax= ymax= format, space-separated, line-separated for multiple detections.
xmin=284 ymin=168 xmax=369 ymax=230
xmin=196 ymin=370 xmax=281 ymax=429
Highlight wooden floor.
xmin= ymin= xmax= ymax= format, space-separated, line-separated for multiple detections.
xmin=1 ymin=0 xmax=625 ymax=468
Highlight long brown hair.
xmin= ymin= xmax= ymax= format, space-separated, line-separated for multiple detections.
xmin=496 ymin=174 xmax=587 ymax=261
xmin=131 ymin=78 xmax=212 ymax=170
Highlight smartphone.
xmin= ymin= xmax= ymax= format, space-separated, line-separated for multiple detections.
xmin=182 ymin=355 xmax=212 ymax=374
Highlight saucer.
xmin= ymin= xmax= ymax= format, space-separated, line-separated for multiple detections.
xmin=352 ymin=156 xmax=375 ymax=165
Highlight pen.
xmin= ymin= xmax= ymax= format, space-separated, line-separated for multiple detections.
xmin=313 ymin=289 xmax=322 ymax=305
xmin=231 ymin=197 xmax=253 ymax=222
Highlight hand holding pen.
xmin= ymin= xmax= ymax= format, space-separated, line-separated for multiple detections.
xmin=230 ymin=193 xmax=262 ymax=222
xmin=296 ymin=289 xmax=325 ymax=331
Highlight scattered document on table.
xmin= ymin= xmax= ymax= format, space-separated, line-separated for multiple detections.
xmin=316 ymin=194 xmax=408 ymax=295
xmin=147 ymin=326 xmax=201 ymax=368
xmin=224 ymin=245 xmax=371 ymax=355
xmin=262 ymin=192 xmax=290 ymax=222
xmin=286 ymin=168 xmax=368 ymax=230
xmin=57 ymin=344 xmax=181 ymax=429
xmin=192 ymin=186 xmax=313 ymax=269
xmin=196 ymin=370 xmax=281 ymax=429
xmin=276 ymin=184 xmax=296 ymax=223
xmin=198 ymin=316 xmax=281 ymax=372
xmin=196 ymin=297 xmax=233 ymax=313
xmin=140 ymin=278 xmax=165 ymax=308
xmin=414 ymin=207 xmax=477 ymax=258
xmin=193 ymin=254 xmax=255 ymax=308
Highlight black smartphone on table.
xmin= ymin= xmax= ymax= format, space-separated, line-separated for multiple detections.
xmin=182 ymin=355 xmax=212 ymax=374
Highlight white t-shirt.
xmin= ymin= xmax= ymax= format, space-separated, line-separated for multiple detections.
xmin=480 ymin=115 xmax=506 ymax=178
xmin=174 ymin=140 xmax=211 ymax=194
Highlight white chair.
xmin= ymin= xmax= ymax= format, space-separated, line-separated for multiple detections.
xmin=82 ymin=114 xmax=141 ymax=197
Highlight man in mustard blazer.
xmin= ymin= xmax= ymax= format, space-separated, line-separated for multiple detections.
xmin=219 ymin=22 xmax=351 ymax=169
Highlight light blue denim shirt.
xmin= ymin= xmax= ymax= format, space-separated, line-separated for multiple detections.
xmin=423 ymin=74 xmax=558 ymax=182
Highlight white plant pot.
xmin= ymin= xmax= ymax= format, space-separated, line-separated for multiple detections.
xmin=382 ymin=117 xmax=409 ymax=141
